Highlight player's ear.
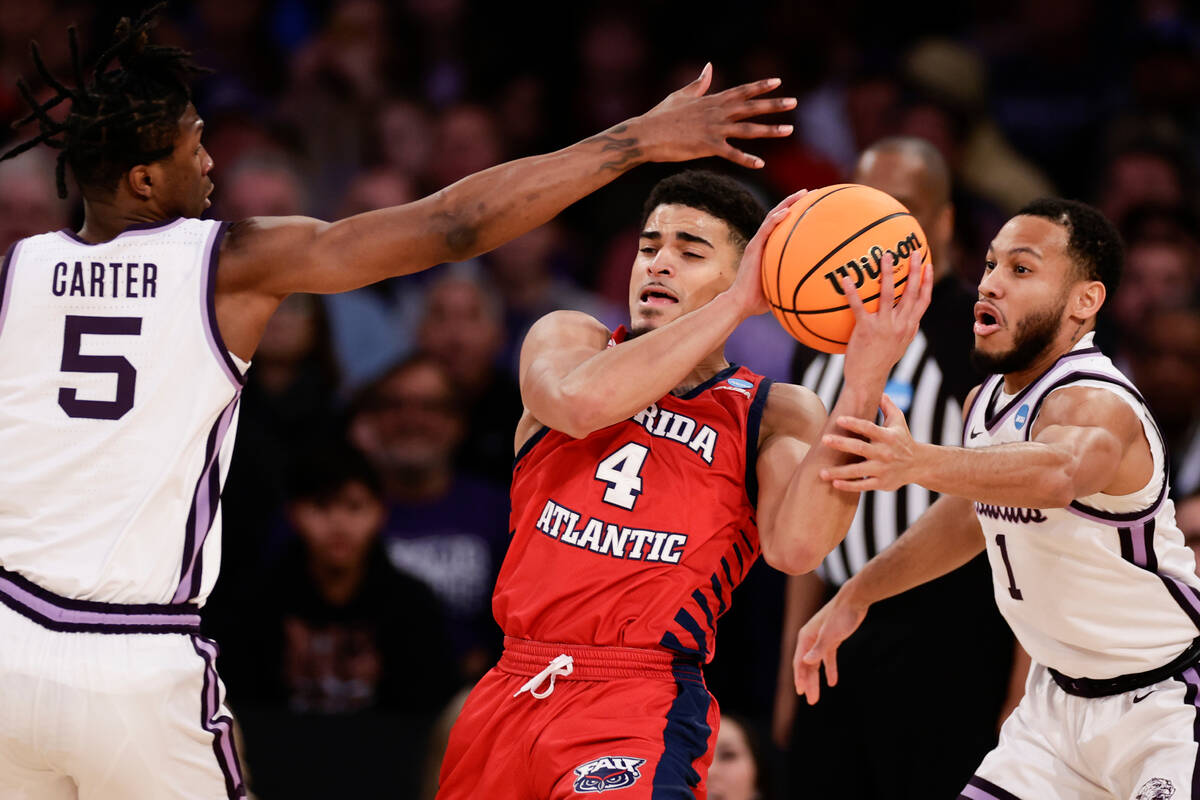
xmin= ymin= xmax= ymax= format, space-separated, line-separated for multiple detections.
xmin=126 ymin=165 xmax=155 ymax=201
xmin=1071 ymin=279 xmax=1105 ymax=322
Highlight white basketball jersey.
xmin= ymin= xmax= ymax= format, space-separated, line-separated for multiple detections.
xmin=964 ymin=333 xmax=1197 ymax=679
xmin=0 ymin=217 xmax=246 ymax=606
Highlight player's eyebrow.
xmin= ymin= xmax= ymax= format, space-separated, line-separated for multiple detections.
xmin=674 ymin=231 xmax=713 ymax=248
xmin=987 ymin=242 xmax=1043 ymax=259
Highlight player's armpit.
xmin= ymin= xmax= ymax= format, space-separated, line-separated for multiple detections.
xmin=1030 ymin=386 xmax=1153 ymax=499
xmin=517 ymin=311 xmax=615 ymax=439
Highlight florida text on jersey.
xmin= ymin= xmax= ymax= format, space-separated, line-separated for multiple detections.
xmin=496 ymin=329 xmax=771 ymax=663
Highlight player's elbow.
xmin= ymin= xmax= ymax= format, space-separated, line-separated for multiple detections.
xmin=430 ymin=189 xmax=484 ymax=262
xmin=1038 ymin=465 xmax=1079 ymax=508
xmin=761 ymin=535 xmax=824 ymax=576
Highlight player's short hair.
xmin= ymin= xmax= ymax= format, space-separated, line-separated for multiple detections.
xmin=0 ymin=4 xmax=208 ymax=198
xmin=1017 ymin=198 xmax=1124 ymax=296
xmin=287 ymin=444 xmax=384 ymax=505
xmin=640 ymin=170 xmax=766 ymax=249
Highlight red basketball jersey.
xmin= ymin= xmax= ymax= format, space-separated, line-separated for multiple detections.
xmin=494 ymin=328 xmax=772 ymax=664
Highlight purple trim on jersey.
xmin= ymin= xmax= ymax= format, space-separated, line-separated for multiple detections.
xmin=959 ymin=775 xmax=1024 ymax=800
xmin=744 ymin=376 xmax=772 ymax=508
xmin=190 ymin=636 xmax=247 ymax=799
xmin=982 ymin=346 xmax=1101 ymax=434
xmin=0 ymin=239 xmax=23 ymax=337
xmin=0 ymin=566 xmax=201 ymax=634
xmin=56 ymin=216 xmax=186 ymax=246
xmin=962 ymin=374 xmax=1001 ymax=443
xmin=173 ymin=394 xmax=241 ymax=603
xmin=200 ymin=221 xmax=244 ymax=388
xmin=1119 ymin=520 xmax=1200 ymax=630
xmin=1178 ymin=667 xmax=1200 ymax=797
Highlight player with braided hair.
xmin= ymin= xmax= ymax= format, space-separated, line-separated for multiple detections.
xmin=0 ymin=7 xmax=797 ymax=799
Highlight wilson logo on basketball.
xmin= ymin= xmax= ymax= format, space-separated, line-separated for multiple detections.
xmin=823 ymin=232 xmax=923 ymax=296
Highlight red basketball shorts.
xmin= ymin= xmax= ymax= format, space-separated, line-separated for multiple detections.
xmin=437 ymin=637 xmax=719 ymax=799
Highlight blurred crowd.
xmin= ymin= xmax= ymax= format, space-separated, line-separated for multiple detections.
xmin=3 ymin=0 xmax=1200 ymax=796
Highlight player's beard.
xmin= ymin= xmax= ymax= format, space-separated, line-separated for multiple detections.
xmin=969 ymin=299 xmax=1064 ymax=375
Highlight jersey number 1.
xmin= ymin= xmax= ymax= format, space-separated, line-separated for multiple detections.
xmin=595 ymin=442 xmax=649 ymax=510
xmin=995 ymin=534 xmax=1023 ymax=601
xmin=58 ymin=315 xmax=142 ymax=421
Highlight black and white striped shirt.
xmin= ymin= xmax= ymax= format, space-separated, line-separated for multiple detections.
xmin=791 ymin=277 xmax=980 ymax=585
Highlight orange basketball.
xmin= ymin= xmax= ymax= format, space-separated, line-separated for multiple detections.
xmin=761 ymin=184 xmax=929 ymax=354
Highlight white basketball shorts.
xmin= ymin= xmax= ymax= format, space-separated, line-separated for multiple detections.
xmin=0 ymin=567 xmax=245 ymax=799
xmin=960 ymin=661 xmax=1200 ymax=800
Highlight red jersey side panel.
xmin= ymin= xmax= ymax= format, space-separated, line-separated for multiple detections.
xmin=495 ymin=345 xmax=771 ymax=664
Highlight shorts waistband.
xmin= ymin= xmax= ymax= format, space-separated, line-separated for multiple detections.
xmin=0 ymin=565 xmax=201 ymax=635
xmin=1049 ymin=636 xmax=1200 ymax=697
xmin=499 ymin=636 xmax=701 ymax=682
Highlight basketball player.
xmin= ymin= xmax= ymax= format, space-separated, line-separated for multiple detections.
xmin=436 ymin=170 xmax=933 ymax=799
xmin=794 ymin=199 xmax=1200 ymax=799
xmin=0 ymin=10 xmax=798 ymax=800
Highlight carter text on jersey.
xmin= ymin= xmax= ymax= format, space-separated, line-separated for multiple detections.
xmin=51 ymin=261 xmax=158 ymax=299
xmin=534 ymin=498 xmax=688 ymax=564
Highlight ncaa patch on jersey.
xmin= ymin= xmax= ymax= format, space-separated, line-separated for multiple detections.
xmin=1136 ymin=777 xmax=1175 ymax=800
xmin=726 ymin=378 xmax=753 ymax=389
xmin=1014 ymin=403 xmax=1030 ymax=430
xmin=573 ymin=756 xmax=646 ymax=793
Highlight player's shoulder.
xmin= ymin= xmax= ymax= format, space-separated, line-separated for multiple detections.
xmin=759 ymin=380 xmax=826 ymax=444
xmin=524 ymin=309 xmax=611 ymax=346
xmin=1037 ymin=383 xmax=1142 ymax=433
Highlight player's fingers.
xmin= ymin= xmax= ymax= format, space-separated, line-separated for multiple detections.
xmin=724 ymin=121 xmax=794 ymax=140
xmin=717 ymin=142 xmax=765 ymax=169
xmin=896 ymin=251 xmax=923 ymax=318
xmin=834 ymin=415 xmax=880 ymax=437
xmin=839 ymin=274 xmax=867 ymax=318
xmin=824 ymin=650 xmax=839 ymax=687
xmin=878 ymin=250 xmax=896 ymax=315
xmin=678 ymin=62 xmax=713 ymax=98
xmin=821 ymin=434 xmax=872 ymax=458
xmin=821 ymin=460 xmax=876 ymax=482
xmin=879 ymin=393 xmax=902 ymax=426
xmin=718 ymin=76 xmax=783 ymax=100
xmin=727 ymin=96 xmax=799 ymax=120
xmin=832 ymin=477 xmax=878 ymax=492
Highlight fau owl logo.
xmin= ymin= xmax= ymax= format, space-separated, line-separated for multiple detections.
xmin=573 ymin=756 xmax=647 ymax=793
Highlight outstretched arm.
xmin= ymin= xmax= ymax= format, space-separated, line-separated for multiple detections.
xmin=216 ymin=66 xmax=795 ymax=357
xmin=793 ymin=493 xmax=985 ymax=703
xmin=821 ymin=384 xmax=1153 ymax=508
xmin=753 ymin=254 xmax=934 ymax=575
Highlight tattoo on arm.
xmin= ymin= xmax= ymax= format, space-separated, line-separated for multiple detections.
xmin=588 ymin=124 xmax=643 ymax=173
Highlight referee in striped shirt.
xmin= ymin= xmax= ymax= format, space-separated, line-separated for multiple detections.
xmin=774 ymin=138 xmax=1022 ymax=799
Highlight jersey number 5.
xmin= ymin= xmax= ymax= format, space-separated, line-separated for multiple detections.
xmin=58 ymin=315 xmax=142 ymax=421
xmin=595 ymin=442 xmax=650 ymax=510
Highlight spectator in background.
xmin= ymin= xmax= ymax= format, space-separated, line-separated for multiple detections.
xmin=222 ymin=445 xmax=457 ymax=714
xmin=217 ymin=153 xmax=310 ymax=219
xmin=372 ymin=97 xmax=434 ymax=184
xmin=709 ymin=714 xmax=768 ymax=800
xmin=0 ymin=148 xmax=70 ymax=251
xmin=1128 ymin=308 xmax=1200 ymax=498
xmin=416 ymin=269 xmax=522 ymax=486
xmin=1097 ymin=138 xmax=1192 ymax=231
xmin=349 ymin=355 xmax=509 ymax=679
xmin=322 ymin=166 xmax=427 ymax=391
xmin=485 ymin=222 xmax=622 ymax=374
xmin=1110 ymin=231 xmax=1198 ymax=352
xmin=426 ymin=104 xmax=504 ymax=192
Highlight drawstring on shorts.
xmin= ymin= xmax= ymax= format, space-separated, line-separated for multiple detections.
xmin=513 ymin=654 xmax=574 ymax=699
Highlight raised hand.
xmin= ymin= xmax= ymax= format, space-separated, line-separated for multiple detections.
xmin=840 ymin=250 xmax=932 ymax=391
xmin=820 ymin=393 xmax=920 ymax=492
xmin=793 ymin=591 xmax=868 ymax=704
xmin=727 ymin=189 xmax=808 ymax=318
xmin=629 ymin=64 xmax=796 ymax=169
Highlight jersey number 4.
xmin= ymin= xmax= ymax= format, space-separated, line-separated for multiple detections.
xmin=595 ymin=442 xmax=650 ymax=510
xmin=58 ymin=315 xmax=142 ymax=421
